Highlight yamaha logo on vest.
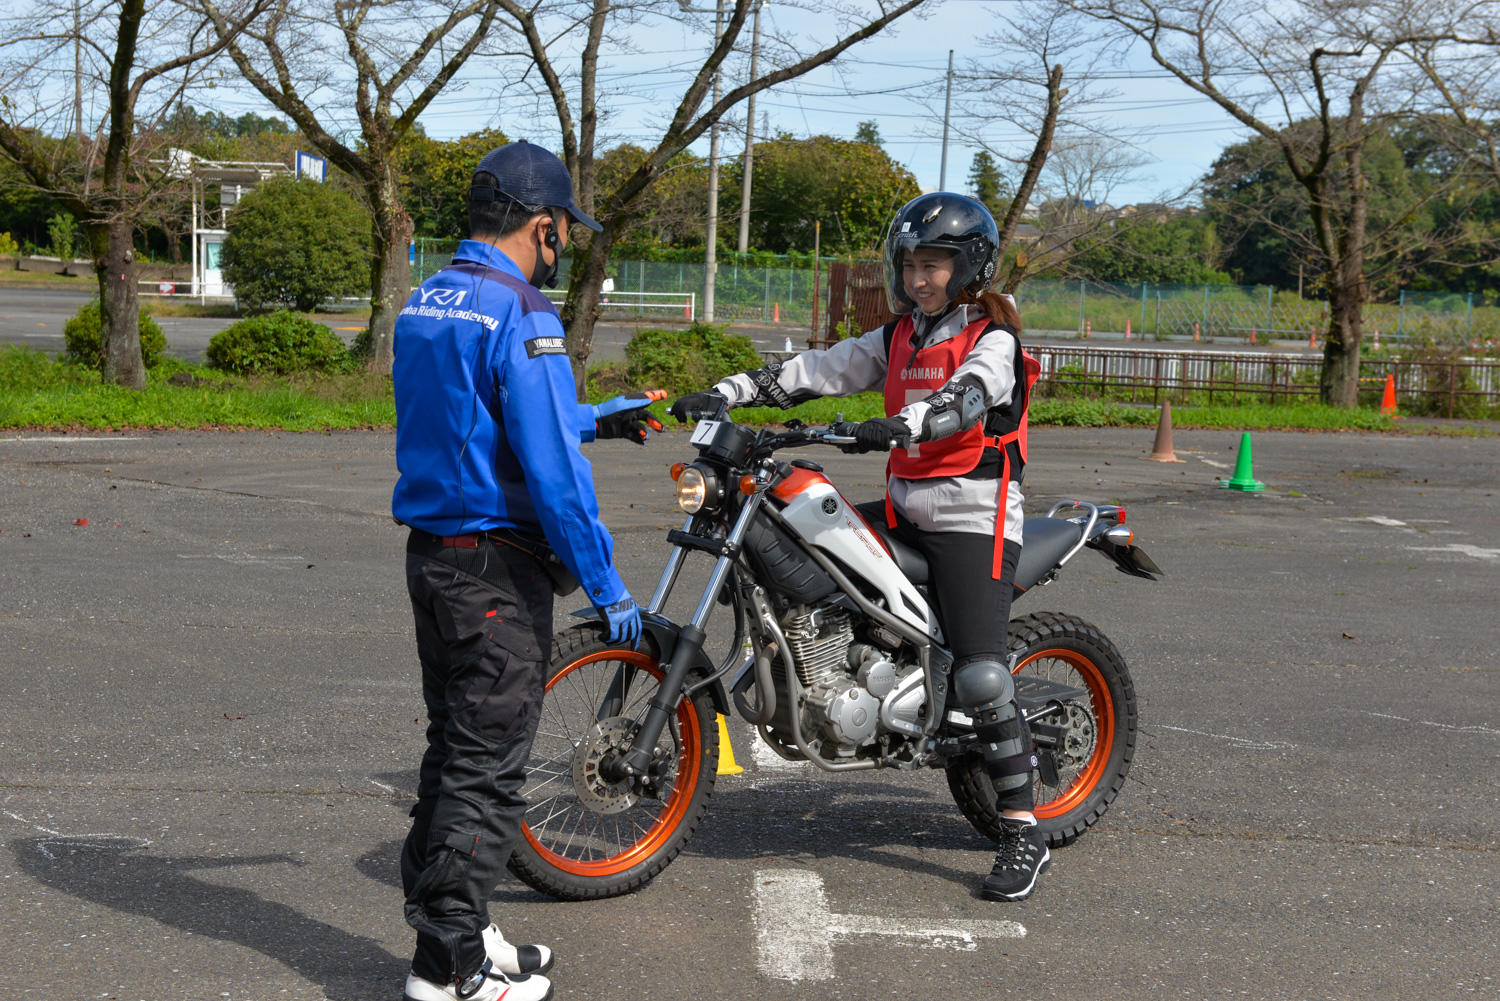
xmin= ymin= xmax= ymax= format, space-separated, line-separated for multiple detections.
xmin=900 ymin=365 xmax=946 ymax=382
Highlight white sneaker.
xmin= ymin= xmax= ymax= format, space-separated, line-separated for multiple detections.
xmin=403 ymin=960 xmax=553 ymax=1001
xmin=483 ymin=922 xmax=555 ymax=975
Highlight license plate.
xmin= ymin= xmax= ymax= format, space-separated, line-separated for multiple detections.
xmin=689 ymin=420 xmax=722 ymax=445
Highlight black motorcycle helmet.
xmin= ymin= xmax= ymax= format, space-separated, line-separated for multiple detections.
xmin=882 ymin=192 xmax=1000 ymax=313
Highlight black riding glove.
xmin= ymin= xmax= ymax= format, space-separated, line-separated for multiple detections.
xmin=668 ymin=391 xmax=727 ymax=423
xmin=593 ymin=391 xmax=666 ymax=445
xmin=850 ymin=416 xmax=913 ymax=453
xmin=597 ymin=407 xmax=664 ymax=445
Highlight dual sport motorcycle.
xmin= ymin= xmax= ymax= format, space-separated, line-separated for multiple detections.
xmin=507 ymin=409 xmax=1162 ymax=901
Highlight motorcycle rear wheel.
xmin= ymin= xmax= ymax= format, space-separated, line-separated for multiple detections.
xmin=507 ymin=625 xmax=718 ymax=901
xmin=945 ymin=611 xmax=1137 ymax=849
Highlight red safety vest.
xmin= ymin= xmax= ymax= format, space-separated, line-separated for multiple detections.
xmin=881 ymin=312 xmax=1040 ymax=578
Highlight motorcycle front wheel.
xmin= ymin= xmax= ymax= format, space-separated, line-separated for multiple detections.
xmin=507 ymin=624 xmax=718 ymax=901
xmin=945 ymin=611 xmax=1137 ymax=849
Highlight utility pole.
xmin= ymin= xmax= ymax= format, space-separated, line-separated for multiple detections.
xmin=939 ymin=49 xmax=953 ymax=190
xmin=73 ymin=1 xmax=84 ymax=144
xmin=703 ymin=0 xmax=726 ymax=322
xmin=736 ymin=0 xmax=766 ymax=253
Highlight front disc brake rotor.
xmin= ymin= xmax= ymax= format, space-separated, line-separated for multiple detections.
xmin=571 ymin=717 xmax=640 ymax=815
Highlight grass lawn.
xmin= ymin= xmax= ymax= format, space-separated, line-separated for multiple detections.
xmin=3 ymin=343 xmax=1472 ymax=435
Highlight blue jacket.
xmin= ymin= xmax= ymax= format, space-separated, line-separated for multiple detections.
xmin=391 ymin=240 xmax=627 ymax=607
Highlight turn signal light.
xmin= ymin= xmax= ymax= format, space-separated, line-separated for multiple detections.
xmin=670 ymin=462 xmax=687 ymax=481
xmin=738 ymin=475 xmax=757 ymax=496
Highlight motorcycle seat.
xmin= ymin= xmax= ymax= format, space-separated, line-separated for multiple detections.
xmin=1014 ymin=516 xmax=1084 ymax=592
xmin=862 ymin=520 xmax=931 ymax=584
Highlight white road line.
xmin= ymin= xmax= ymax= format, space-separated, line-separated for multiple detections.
xmin=751 ymin=735 xmax=804 ymax=771
xmin=1404 ymin=543 xmax=1500 ymax=561
xmin=753 ymin=869 xmax=1025 ymax=982
xmin=1357 ymin=516 xmax=1411 ymax=528
xmin=3 ymin=809 xmax=151 ymax=860
xmin=1155 ymin=724 xmax=1295 ymax=751
xmin=176 ymin=553 xmax=307 ymax=567
xmin=1363 ymin=711 xmax=1500 ymax=738
xmin=0 ymin=435 xmax=143 ymax=442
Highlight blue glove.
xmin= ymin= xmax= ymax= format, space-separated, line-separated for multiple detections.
xmin=598 ymin=595 xmax=642 ymax=648
xmin=592 ymin=391 xmax=667 ymax=445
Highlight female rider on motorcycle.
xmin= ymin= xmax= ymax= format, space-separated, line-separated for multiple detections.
xmin=668 ymin=192 xmax=1047 ymax=902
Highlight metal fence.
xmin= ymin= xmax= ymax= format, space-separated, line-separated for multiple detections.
xmin=1031 ymin=344 xmax=1500 ymax=416
xmin=1014 ymin=280 xmax=1500 ymax=347
xmin=411 ymin=239 xmax=1500 ymax=348
xmin=413 ymin=239 xmax=818 ymax=326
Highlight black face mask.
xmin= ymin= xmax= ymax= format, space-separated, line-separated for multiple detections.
xmin=529 ymin=222 xmax=561 ymax=289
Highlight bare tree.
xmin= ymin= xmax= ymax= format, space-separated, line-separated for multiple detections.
xmin=486 ymin=0 xmax=931 ymax=389
xmin=1401 ymin=11 xmax=1500 ymax=183
xmin=1055 ymin=0 xmax=1476 ymax=406
xmin=196 ymin=0 xmax=507 ymax=370
xmin=946 ymin=5 xmax=1162 ymax=293
xmin=0 ymin=0 xmax=270 ymax=388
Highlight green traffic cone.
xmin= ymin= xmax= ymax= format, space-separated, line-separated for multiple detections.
xmin=1219 ymin=432 xmax=1265 ymax=491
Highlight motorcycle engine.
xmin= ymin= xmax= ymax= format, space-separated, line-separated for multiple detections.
xmin=779 ymin=603 xmax=912 ymax=756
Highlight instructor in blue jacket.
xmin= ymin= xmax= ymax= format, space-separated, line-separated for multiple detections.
xmin=391 ymin=141 xmax=657 ymax=1001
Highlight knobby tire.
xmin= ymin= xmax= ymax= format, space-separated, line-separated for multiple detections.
xmin=946 ymin=611 xmax=1137 ymax=849
xmin=506 ymin=625 xmax=718 ymax=901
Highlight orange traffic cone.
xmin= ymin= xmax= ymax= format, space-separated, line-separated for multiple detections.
xmin=1146 ymin=402 xmax=1184 ymax=462
xmin=1193 ymin=322 xmax=1201 ymax=342
xmin=1249 ymin=327 xmax=1257 ymax=345
xmin=1125 ymin=318 xmax=1132 ymax=340
xmin=1309 ymin=329 xmax=1317 ymax=348
xmin=1084 ymin=320 xmax=1092 ymax=338
xmin=1380 ymin=374 xmax=1397 ymax=417
xmin=773 ymin=301 xmax=781 ymax=323
xmin=683 ymin=298 xmax=692 ymax=319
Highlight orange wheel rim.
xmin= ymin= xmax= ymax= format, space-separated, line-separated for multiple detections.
xmin=1014 ymin=647 xmax=1115 ymax=820
xmin=520 ymin=649 xmax=702 ymax=876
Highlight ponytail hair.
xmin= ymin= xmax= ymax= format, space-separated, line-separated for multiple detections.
xmin=957 ymin=288 xmax=1023 ymax=333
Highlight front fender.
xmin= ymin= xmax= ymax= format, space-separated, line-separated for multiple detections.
xmin=568 ymin=607 xmax=729 ymax=716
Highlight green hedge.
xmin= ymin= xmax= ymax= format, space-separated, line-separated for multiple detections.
xmin=206 ymin=310 xmax=354 ymax=375
xmin=62 ymin=299 xmax=168 ymax=371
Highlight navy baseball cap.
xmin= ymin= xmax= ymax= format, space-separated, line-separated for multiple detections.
xmin=472 ymin=140 xmax=601 ymax=232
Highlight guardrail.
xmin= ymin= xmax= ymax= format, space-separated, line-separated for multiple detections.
xmin=542 ymin=288 xmax=697 ymax=321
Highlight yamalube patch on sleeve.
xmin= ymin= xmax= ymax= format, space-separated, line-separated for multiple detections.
xmin=525 ymin=336 xmax=568 ymax=358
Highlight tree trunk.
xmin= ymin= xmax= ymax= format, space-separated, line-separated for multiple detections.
xmin=365 ymin=171 xmax=413 ymax=372
xmin=96 ymin=218 xmax=144 ymax=390
xmin=562 ymin=227 xmax=614 ymax=397
xmin=1321 ymin=274 xmax=1365 ymax=407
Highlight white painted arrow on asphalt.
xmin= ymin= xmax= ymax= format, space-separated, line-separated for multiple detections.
xmin=753 ymin=869 xmax=1026 ymax=981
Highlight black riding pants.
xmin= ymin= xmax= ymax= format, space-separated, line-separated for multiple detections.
xmin=400 ymin=530 xmax=555 ymax=984
xmin=858 ymin=500 xmax=1035 ymax=812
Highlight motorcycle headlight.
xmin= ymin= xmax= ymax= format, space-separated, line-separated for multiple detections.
xmin=675 ymin=465 xmax=720 ymax=514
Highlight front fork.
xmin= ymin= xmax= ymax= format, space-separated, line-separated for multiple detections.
xmin=606 ymin=492 xmax=764 ymax=779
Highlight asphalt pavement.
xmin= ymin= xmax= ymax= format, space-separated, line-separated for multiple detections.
xmin=1 ymin=422 xmax=1495 ymax=1001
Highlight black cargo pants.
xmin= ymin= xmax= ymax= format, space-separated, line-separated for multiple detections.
xmin=858 ymin=501 xmax=1035 ymax=812
xmin=400 ymin=530 xmax=555 ymax=985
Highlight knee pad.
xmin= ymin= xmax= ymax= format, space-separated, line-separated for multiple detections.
xmin=952 ymin=658 xmax=1015 ymax=713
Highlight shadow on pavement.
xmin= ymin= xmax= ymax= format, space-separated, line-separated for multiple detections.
xmin=12 ymin=837 xmax=403 ymax=1001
